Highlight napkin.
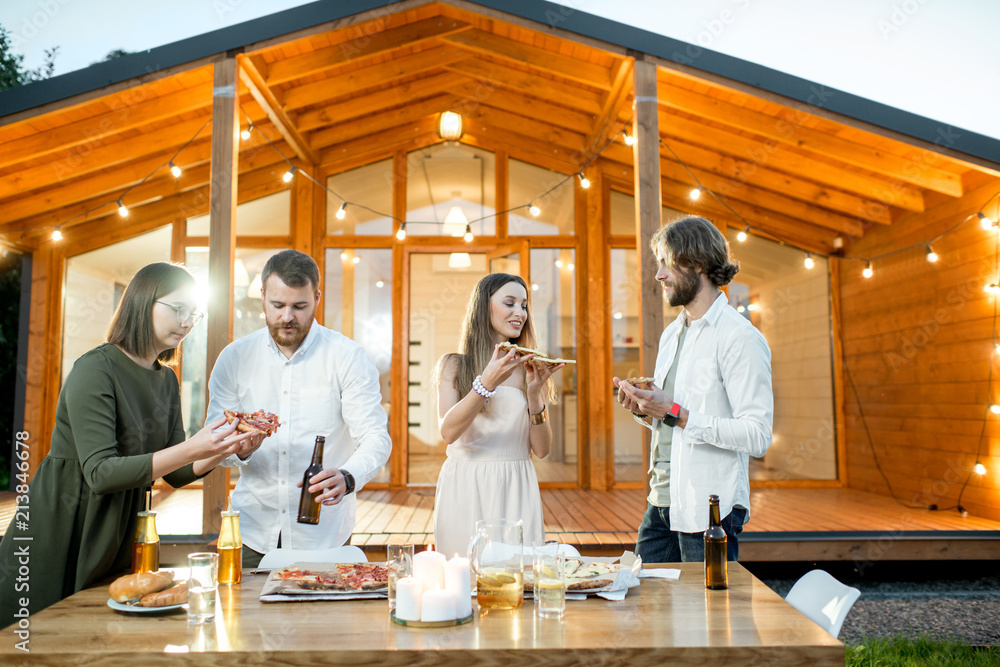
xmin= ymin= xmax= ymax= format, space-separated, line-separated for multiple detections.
xmin=639 ymin=568 xmax=681 ymax=580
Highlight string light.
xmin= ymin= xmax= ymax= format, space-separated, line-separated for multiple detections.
xmin=979 ymin=212 xmax=993 ymax=230
xmin=555 ymin=260 xmax=563 ymax=268
xmin=577 ymin=173 xmax=590 ymax=189
xmin=747 ymin=303 xmax=758 ymax=312
xmin=117 ymin=199 xmax=128 ymax=217
xmin=621 ymin=130 xmax=636 ymax=146
xmin=531 ymin=283 xmax=539 ymax=291
xmin=352 ymin=256 xmax=360 ymax=264
xmin=567 ymin=263 xmax=575 ymax=271
xmin=340 ymin=251 xmax=348 ymax=261
xmin=335 ymin=202 xmax=347 ymax=220
xmin=463 ymin=224 xmax=474 ymax=243
xmin=528 ymin=203 xmax=541 ymax=217
xmin=862 ymin=261 xmax=873 ymax=279
xmin=282 ymin=167 xmax=295 ymax=183
xmin=737 ymin=226 xmax=749 ymax=243
xmin=925 ymin=245 xmax=938 ymax=262
xmin=737 ymin=303 xmax=745 ymax=313
xmin=689 ymin=187 xmax=702 ymax=201
xmin=974 ymin=461 xmax=987 ymax=475
xmin=240 ymin=124 xmax=253 ymax=141
xmin=169 ymin=161 xmax=182 ymax=178
xmin=376 ymin=280 xmax=384 ymax=288
xmin=986 ymin=283 xmax=1000 ymax=295
xmin=804 ymin=253 xmax=815 ymax=269
xmin=395 ymin=223 xmax=407 ymax=241
xmin=51 ymin=227 xmax=62 ymax=241
xmin=991 ymin=404 xmax=1000 ymax=415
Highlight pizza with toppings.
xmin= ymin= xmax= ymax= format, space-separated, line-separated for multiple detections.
xmin=524 ymin=558 xmax=619 ymax=592
xmin=622 ymin=376 xmax=656 ymax=389
xmin=270 ymin=564 xmax=388 ymax=593
xmin=497 ymin=342 xmax=576 ymax=366
xmin=224 ymin=409 xmax=281 ymax=436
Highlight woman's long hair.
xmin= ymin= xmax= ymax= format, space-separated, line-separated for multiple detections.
xmin=106 ymin=262 xmax=196 ymax=364
xmin=438 ymin=273 xmax=557 ymax=410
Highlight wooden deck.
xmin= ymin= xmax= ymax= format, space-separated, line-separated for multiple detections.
xmin=2 ymin=487 xmax=998 ymax=561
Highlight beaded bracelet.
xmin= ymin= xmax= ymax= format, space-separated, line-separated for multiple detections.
xmin=472 ymin=375 xmax=497 ymax=403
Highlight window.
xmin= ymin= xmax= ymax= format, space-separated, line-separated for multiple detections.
xmin=327 ymin=159 xmax=394 ymax=236
xmin=405 ymin=144 xmax=496 ymax=237
xmin=187 ymin=190 xmax=290 ymax=236
xmin=509 ymin=159 xmax=574 ymax=236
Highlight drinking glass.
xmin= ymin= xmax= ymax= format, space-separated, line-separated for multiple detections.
xmin=386 ymin=544 xmax=414 ymax=610
xmin=532 ymin=541 xmax=566 ymax=619
xmin=187 ymin=552 xmax=219 ymax=624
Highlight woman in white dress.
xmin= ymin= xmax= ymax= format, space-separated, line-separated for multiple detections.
xmin=432 ymin=273 xmax=565 ymax=558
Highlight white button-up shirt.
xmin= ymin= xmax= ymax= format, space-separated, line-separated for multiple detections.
xmin=651 ymin=292 xmax=773 ymax=533
xmin=207 ymin=322 xmax=391 ymax=552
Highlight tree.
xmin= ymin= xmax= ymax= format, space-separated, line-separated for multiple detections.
xmin=0 ymin=24 xmax=58 ymax=91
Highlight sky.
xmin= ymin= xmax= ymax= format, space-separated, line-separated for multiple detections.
xmin=1 ymin=0 xmax=998 ymax=140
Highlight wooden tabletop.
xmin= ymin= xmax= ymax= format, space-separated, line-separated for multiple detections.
xmin=2 ymin=563 xmax=842 ymax=666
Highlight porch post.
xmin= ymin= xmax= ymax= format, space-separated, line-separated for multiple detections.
xmin=632 ymin=57 xmax=663 ymax=496
xmin=204 ymin=56 xmax=239 ymax=536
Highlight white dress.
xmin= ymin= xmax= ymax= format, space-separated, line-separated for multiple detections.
xmin=433 ymin=386 xmax=545 ymax=558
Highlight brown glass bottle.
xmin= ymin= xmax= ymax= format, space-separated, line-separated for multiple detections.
xmin=296 ymin=436 xmax=326 ymax=525
xmin=705 ymin=494 xmax=728 ymax=589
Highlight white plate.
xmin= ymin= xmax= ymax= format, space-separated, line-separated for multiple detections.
xmin=107 ymin=598 xmax=187 ymax=613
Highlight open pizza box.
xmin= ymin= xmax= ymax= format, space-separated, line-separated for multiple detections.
xmin=524 ymin=551 xmax=642 ymax=601
xmin=260 ymin=561 xmax=389 ymax=603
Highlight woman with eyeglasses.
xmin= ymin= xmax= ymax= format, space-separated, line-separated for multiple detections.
xmin=0 ymin=262 xmax=252 ymax=619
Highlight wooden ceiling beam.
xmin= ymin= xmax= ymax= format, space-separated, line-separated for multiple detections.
xmin=657 ymin=79 xmax=963 ymax=197
xmin=238 ymin=55 xmax=318 ymax=164
xmin=309 ymin=94 xmax=459 ymax=149
xmin=603 ymin=138 xmax=892 ymax=227
xmin=0 ymin=82 xmax=213 ymax=171
xmin=657 ymin=110 xmax=926 ymax=212
xmin=319 ymin=117 xmax=440 ymax=168
xmin=459 ymin=104 xmax=587 ymax=157
xmin=446 ymin=81 xmax=594 ymax=135
xmin=463 ymin=133 xmax=581 ymax=176
xmin=282 ymin=43 xmax=470 ymax=111
xmin=296 ymin=71 xmax=460 ymax=132
xmin=440 ymin=28 xmax=613 ymax=90
xmin=584 ymin=58 xmax=633 ymax=158
xmin=266 ymin=16 xmax=473 ymax=86
xmin=444 ymin=59 xmax=604 ymax=116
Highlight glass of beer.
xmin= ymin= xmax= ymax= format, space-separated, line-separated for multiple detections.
xmin=469 ymin=519 xmax=524 ymax=610
xmin=131 ymin=510 xmax=159 ymax=574
xmin=218 ymin=509 xmax=242 ymax=585
xmin=187 ymin=552 xmax=219 ymax=624
xmin=386 ymin=543 xmax=414 ymax=610
xmin=532 ymin=542 xmax=566 ymax=619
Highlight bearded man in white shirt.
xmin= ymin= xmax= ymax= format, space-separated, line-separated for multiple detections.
xmin=614 ymin=216 xmax=773 ymax=563
xmin=207 ymin=250 xmax=391 ymax=568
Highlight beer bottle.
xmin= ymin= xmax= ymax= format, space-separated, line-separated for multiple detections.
xmin=297 ymin=436 xmax=326 ymax=524
xmin=705 ymin=494 xmax=728 ymax=589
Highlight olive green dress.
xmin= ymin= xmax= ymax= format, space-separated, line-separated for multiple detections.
xmin=0 ymin=344 xmax=202 ymax=619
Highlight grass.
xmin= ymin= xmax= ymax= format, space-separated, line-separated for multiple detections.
xmin=846 ymin=637 xmax=1000 ymax=666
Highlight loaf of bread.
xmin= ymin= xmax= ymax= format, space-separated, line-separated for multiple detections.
xmin=136 ymin=581 xmax=188 ymax=607
xmin=108 ymin=571 xmax=174 ymax=603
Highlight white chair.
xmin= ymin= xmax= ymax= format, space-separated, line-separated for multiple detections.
xmin=784 ymin=569 xmax=861 ymax=639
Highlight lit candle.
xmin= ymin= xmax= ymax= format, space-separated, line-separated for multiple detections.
xmin=395 ymin=576 xmax=422 ymax=621
xmin=421 ymin=589 xmax=458 ymax=622
xmin=412 ymin=549 xmax=446 ymax=592
xmin=444 ymin=554 xmax=472 ymax=619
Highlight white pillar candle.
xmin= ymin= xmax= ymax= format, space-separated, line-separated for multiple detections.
xmin=412 ymin=549 xmax=446 ymax=592
xmin=395 ymin=576 xmax=422 ymax=621
xmin=421 ymin=589 xmax=458 ymax=622
xmin=444 ymin=555 xmax=472 ymax=619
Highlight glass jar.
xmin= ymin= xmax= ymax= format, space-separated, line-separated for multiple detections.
xmin=218 ymin=509 xmax=242 ymax=584
xmin=131 ymin=510 xmax=159 ymax=574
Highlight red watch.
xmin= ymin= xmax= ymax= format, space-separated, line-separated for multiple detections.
xmin=663 ymin=402 xmax=681 ymax=427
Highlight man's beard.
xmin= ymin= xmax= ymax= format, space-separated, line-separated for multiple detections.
xmin=268 ymin=318 xmax=311 ymax=348
xmin=666 ymin=267 xmax=700 ymax=308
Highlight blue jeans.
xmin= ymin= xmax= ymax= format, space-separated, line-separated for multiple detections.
xmin=636 ymin=503 xmax=747 ymax=563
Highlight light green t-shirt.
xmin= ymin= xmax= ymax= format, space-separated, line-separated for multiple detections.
xmin=648 ymin=320 xmax=689 ymax=508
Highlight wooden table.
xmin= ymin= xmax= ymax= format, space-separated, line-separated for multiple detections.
xmin=2 ymin=563 xmax=843 ymax=665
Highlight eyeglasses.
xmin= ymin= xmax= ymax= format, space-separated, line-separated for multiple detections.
xmin=156 ymin=301 xmax=204 ymax=326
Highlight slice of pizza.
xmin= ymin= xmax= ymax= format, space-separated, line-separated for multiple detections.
xmin=272 ymin=567 xmax=346 ymax=592
xmin=224 ymin=409 xmax=281 ymax=437
xmin=335 ymin=563 xmax=389 ymax=591
xmin=498 ymin=341 xmax=576 ymax=366
xmin=622 ymin=376 xmax=655 ymax=388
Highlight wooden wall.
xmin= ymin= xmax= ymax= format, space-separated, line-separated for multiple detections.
xmin=839 ymin=178 xmax=1000 ymax=521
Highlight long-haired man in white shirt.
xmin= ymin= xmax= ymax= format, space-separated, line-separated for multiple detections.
xmin=614 ymin=217 xmax=773 ymax=563
xmin=207 ymin=250 xmax=391 ymax=568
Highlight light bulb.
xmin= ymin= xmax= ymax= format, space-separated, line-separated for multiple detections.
xmin=578 ymin=173 xmax=590 ymax=189
xmin=623 ymin=132 xmax=635 ymax=146
xmin=464 ymin=225 xmax=473 ymax=243
xmin=335 ymin=202 xmax=347 ymax=220
xmin=804 ymin=253 xmax=815 ymax=269
xmin=376 ymin=280 xmax=384 ymax=288
xmin=51 ymin=227 xmax=62 ymax=241
xmin=862 ymin=262 xmax=873 ymax=278
xmin=169 ymin=162 xmax=182 ymax=178
xmin=747 ymin=303 xmax=758 ymax=312
xmin=340 ymin=252 xmax=348 ymax=261
xmin=240 ymin=126 xmax=252 ymax=141
xmin=555 ymin=260 xmax=563 ymax=268
xmin=974 ymin=462 xmax=987 ymax=475
xmin=689 ymin=187 xmax=701 ymax=201
xmin=613 ymin=311 xmax=623 ymax=319
xmin=567 ymin=263 xmax=575 ymax=271
xmin=991 ymin=404 xmax=1000 ymax=415
xmin=926 ymin=245 xmax=938 ymax=263
xmin=531 ymin=283 xmax=539 ymax=291
xmin=987 ymin=283 xmax=1000 ymax=295
xmin=352 ymin=256 xmax=360 ymax=264
xmin=979 ymin=212 xmax=993 ymax=230
xmin=737 ymin=226 xmax=748 ymax=243
xmin=117 ymin=199 xmax=128 ymax=217
xmin=282 ymin=168 xmax=295 ymax=183
xmin=396 ymin=226 xmax=407 ymax=241
xmin=994 ymin=342 xmax=1000 ymax=355
xmin=737 ymin=304 xmax=745 ymax=313
xmin=529 ymin=204 xmax=541 ymax=217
